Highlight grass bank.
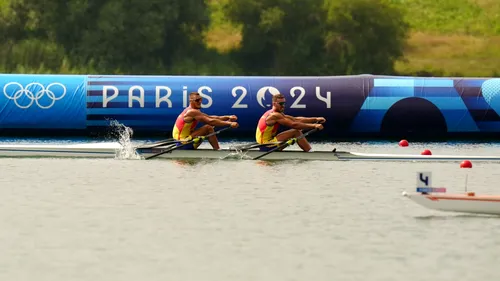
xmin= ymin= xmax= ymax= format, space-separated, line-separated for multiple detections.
xmin=393 ymin=0 xmax=500 ymax=77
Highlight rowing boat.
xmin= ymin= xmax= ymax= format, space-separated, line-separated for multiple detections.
xmin=403 ymin=172 xmax=500 ymax=215
xmin=1 ymin=142 xmax=500 ymax=162
xmin=334 ymin=151 xmax=500 ymax=162
xmin=0 ymin=142 xmax=122 ymax=158
xmin=403 ymin=191 xmax=500 ymax=215
xmin=0 ymin=142 xmax=341 ymax=161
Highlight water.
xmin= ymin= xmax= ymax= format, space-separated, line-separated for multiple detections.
xmin=1 ymin=129 xmax=500 ymax=280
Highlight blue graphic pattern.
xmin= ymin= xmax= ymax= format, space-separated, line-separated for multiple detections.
xmin=350 ymin=78 xmax=480 ymax=132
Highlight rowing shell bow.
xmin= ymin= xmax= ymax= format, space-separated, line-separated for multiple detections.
xmin=403 ymin=172 xmax=500 ymax=216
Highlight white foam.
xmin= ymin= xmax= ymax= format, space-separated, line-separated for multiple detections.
xmin=109 ymin=120 xmax=142 ymax=160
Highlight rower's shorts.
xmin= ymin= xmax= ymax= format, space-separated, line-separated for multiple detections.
xmin=176 ymin=137 xmax=203 ymax=150
xmin=259 ymin=137 xmax=279 ymax=151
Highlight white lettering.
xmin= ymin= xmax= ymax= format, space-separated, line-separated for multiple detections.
xmin=316 ymin=86 xmax=331 ymax=108
xmin=99 ymin=84 xmax=333 ymax=109
xmin=102 ymin=85 xmax=119 ymax=108
xmin=289 ymin=86 xmax=306 ymax=108
xmin=155 ymin=86 xmax=172 ymax=108
xmin=231 ymin=86 xmax=248 ymax=108
xmin=198 ymin=86 xmax=213 ymax=108
xmin=128 ymin=85 xmax=144 ymax=108
xmin=183 ymin=86 xmax=188 ymax=108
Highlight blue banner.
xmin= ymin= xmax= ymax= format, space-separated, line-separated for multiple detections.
xmin=1 ymin=73 xmax=500 ymax=139
xmin=86 ymin=75 xmax=500 ymax=138
xmin=0 ymin=74 xmax=87 ymax=129
xmin=86 ymin=75 xmax=340 ymax=135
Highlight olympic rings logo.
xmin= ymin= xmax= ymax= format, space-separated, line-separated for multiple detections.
xmin=2 ymin=82 xmax=67 ymax=109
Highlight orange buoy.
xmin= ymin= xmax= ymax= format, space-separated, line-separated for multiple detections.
xmin=421 ymin=149 xmax=432 ymax=155
xmin=399 ymin=140 xmax=409 ymax=147
xmin=460 ymin=160 xmax=472 ymax=168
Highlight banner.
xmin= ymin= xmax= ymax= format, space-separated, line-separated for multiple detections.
xmin=0 ymin=74 xmax=87 ymax=129
xmin=86 ymin=74 xmax=500 ymax=138
xmin=86 ymin=75 xmax=363 ymax=136
xmin=1 ymin=73 xmax=499 ymax=138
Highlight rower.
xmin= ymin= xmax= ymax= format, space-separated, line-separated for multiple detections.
xmin=172 ymin=92 xmax=239 ymax=150
xmin=255 ymin=93 xmax=325 ymax=152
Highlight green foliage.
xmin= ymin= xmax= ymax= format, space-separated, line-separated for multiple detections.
xmin=220 ymin=0 xmax=408 ymax=75
xmin=0 ymin=0 xmax=498 ymax=77
xmin=391 ymin=0 xmax=500 ymax=77
xmin=323 ymin=0 xmax=409 ymax=74
xmin=393 ymin=0 xmax=500 ymax=36
xmin=222 ymin=0 xmax=328 ymax=75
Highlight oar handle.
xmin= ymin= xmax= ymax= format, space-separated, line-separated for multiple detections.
xmin=300 ymin=127 xmax=319 ymax=139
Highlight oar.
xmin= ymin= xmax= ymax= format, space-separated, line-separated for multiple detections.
xmin=145 ymin=126 xmax=232 ymax=160
xmin=137 ymin=143 xmax=177 ymax=152
xmin=135 ymin=138 xmax=178 ymax=149
xmin=231 ymin=142 xmax=258 ymax=150
xmin=232 ymin=142 xmax=281 ymax=151
xmin=252 ymin=128 xmax=319 ymax=160
xmin=139 ymin=139 xmax=182 ymax=149
xmin=149 ymin=138 xmax=175 ymax=146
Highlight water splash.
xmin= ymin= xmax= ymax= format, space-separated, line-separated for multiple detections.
xmin=108 ymin=120 xmax=142 ymax=160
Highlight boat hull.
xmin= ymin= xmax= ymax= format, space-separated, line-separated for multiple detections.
xmin=0 ymin=143 xmax=341 ymax=161
xmin=403 ymin=192 xmax=500 ymax=215
xmin=0 ymin=143 xmax=121 ymax=158
xmin=1 ymin=142 xmax=500 ymax=162
xmin=335 ymin=151 xmax=500 ymax=162
xmin=137 ymin=147 xmax=341 ymax=161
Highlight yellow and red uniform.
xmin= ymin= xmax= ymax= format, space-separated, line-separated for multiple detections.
xmin=255 ymin=109 xmax=280 ymax=145
xmin=172 ymin=106 xmax=201 ymax=149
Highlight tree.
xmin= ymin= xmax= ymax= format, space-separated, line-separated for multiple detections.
xmin=323 ymin=0 xmax=409 ymax=74
xmin=222 ymin=0 xmax=409 ymax=75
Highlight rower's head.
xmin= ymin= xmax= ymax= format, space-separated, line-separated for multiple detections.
xmin=189 ymin=92 xmax=203 ymax=109
xmin=272 ymin=93 xmax=286 ymax=112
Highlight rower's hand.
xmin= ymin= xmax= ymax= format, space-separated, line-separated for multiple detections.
xmin=229 ymin=122 xmax=239 ymax=128
xmin=314 ymin=124 xmax=324 ymax=130
xmin=228 ymin=115 xmax=238 ymax=121
xmin=316 ymin=117 xmax=326 ymax=123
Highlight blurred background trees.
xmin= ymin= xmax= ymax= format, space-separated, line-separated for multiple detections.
xmin=0 ymin=0 xmax=498 ymax=77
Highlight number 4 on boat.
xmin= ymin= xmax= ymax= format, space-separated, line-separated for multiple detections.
xmin=403 ymin=171 xmax=500 ymax=216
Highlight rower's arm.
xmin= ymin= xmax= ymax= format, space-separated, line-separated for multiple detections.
xmin=293 ymin=116 xmax=319 ymax=123
xmin=209 ymin=115 xmax=230 ymax=121
xmin=192 ymin=111 xmax=232 ymax=127
xmin=274 ymin=115 xmax=318 ymax=130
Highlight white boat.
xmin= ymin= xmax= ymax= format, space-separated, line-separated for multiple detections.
xmin=0 ymin=142 xmax=122 ymax=158
xmin=0 ymin=142 xmax=341 ymax=161
xmin=403 ymin=172 xmax=500 ymax=215
xmin=1 ymin=142 xmax=500 ymax=162
xmin=334 ymin=151 xmax=500 ymax=162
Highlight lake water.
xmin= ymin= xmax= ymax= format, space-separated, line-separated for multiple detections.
xmin=0 ymin=136 xmax=500 ymax=281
